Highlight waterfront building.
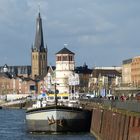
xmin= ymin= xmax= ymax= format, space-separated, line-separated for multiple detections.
xmin=75 ymin=63 xmax=92 ymax=93
xmin=31 ymin=12 xmax=48 ymax=78
xmin=55 ymin=47 xmax=75 ymax=93
xmin=115 ymin=57 xmax=140 ymax=97
xmin=0 ymin=64 xmax=35 ymax=95
xmin=122 ymin=58 xmax=132 ymax=85
xmin=92 ymin=66 xmax=122 ymax=86
xmin=131 ymin=56 xmax=140 ymax=86
xmin=41 ymin=65 xmax=56 ymax=94
xmin=0 ymin=71 xmax=34 ymax=95
xmin=88 ymin=66 xmax=122 ymax=96
xmin=122 ymin=56 xmax=140 ymax=87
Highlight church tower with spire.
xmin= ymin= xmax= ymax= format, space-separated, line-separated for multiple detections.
xmin=31 ymin=12 xmax=47 ymax=78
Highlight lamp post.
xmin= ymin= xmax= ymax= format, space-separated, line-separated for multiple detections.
xmin=54 ymin=83 xmax=57 ymax=106
xmin=52 ymin=82 xmax=60 ymax=106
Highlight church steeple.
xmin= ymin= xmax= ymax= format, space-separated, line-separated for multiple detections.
xmin=31 ymin=12 xmax=48 ymax=78
xmin=34 ymin=12 xmax=45 ymax=52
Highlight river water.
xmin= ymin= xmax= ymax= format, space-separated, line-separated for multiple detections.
xmin=0 ymin=109 xmax=96 ymax=140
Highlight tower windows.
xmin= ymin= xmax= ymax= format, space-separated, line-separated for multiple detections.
xmin=62 ymin=56 xmax=67 ymax=61
xmin=44 ymin=55 xmax=46 ymax=60
xmin=69 ymin=55 xmax=73 ymax=61
xmin=57 ymin=56 xmax=61 ymax=61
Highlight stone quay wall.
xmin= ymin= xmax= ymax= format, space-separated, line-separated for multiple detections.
xmin=80 ymin=100 xmax=140 ymax=140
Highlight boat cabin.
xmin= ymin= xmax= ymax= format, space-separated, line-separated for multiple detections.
xmin=47 ymin=93 xmax=69 ymax=103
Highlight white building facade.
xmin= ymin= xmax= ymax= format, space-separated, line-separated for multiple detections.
xmin=55 ymin=47 xmax=75 ymax=93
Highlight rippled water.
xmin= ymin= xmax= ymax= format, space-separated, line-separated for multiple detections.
xmin=0 ymin=109 xmax=96 ymax=140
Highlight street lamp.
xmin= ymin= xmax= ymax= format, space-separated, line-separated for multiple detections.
xmin=54 ymin=83 xmax=59 ymax=106
xmin=54 ymin=83 xmax=57 ymax=106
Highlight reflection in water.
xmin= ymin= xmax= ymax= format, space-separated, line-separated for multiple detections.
xmin=0 ymin=109 xmax=96 ymax=140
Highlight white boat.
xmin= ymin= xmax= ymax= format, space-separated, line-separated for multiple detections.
xmin=26 ymin=92 xmax=91 ymax=133
xmin=26 ymin=105 xmax=91 ymax=133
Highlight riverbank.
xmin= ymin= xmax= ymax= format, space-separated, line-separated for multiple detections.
xmin=0 ymin=99 xmax=34 ymax=109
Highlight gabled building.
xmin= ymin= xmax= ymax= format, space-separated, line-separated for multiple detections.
xmin=43 ymin=65 xmax=56 ymax=93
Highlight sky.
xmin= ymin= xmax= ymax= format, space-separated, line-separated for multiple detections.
xmin=0 ymin=0 xmax=140 ymax=68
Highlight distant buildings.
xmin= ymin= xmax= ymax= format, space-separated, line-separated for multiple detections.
xmin=88 ymin=66 xmax=122 ymax=96
xmin=0 ymin=8 xmax=123 ymax=96
xmin=131 ymin=56 xmax=140 ymax=86
xmin=122 ymin=56 xmax=140 ymax=87
xmin=0 ymin=64 xmax=34 ymax=95
xmin=0 ymin=69 xmax=34 ymax=95
xmin=0 ymin=64 xmax=31 ymax=77
xmin=3 ymin=11 xmax=138 ymax=97
xmin=75 ymin=63 xmax=92 ymax=93
xmin=122 ymin=59 xmax=132 ymax=85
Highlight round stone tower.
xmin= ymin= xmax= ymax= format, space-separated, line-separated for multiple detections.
xmin=55 ymin=47 xmax=75 ymax=93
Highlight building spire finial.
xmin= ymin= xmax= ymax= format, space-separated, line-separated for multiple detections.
xmin=34 ymin=4 xmax=44 ymax=52
xmin=64 ymin=43 xmax=68 ymax=48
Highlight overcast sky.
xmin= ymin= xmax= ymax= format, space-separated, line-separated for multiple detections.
xmin=0 ymin=0 xmax=140 ymax=68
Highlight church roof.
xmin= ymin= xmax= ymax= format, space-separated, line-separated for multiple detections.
xmin=56 ymin=47 xmax=75 ymax=55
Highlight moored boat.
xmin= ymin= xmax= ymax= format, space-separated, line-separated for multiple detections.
xmin=26 ymin=104 xmax=91 ymax=133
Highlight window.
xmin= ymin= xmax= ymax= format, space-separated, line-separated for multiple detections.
xmin=63 ymin=56 xmax=67 ymax=61
xmin=44 ymin=55 xmax=46 ymax=60
xmin=57 ymin=56 xmax=61 ymax=61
